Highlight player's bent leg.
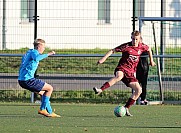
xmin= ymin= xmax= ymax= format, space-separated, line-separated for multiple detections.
xmin=129 ymin=82 xmax=142 ymax=100
xmin=41 ymin=83 xmax=53 ymax=97
xmin=40 ymin=83 xmax=61 ymax=118
xmin=93 ymin=76 xmax=119 ymax=95
xmin=124 ymin=82 xmax=142 ymax=116
xmin=39 ymin=83 xmax=55 ymax=116
xmin=93 ymin=71 xmax=124 ymax=95
xmin=38 ymin=91 xmax=54 ymax=112
xmin=109 ymin=71 xmax=124 ymax=86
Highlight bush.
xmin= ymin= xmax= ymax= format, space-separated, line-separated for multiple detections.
xmin=0 ymin=90 xmax=180 ymax=104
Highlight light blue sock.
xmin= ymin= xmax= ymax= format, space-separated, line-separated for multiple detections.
xmin=40 ymin=95 xmax=50 ymax=110
xmin=46 ymin=101 xmax=53 ymax=114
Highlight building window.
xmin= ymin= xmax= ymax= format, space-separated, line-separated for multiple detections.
xmin=135 ymin=0 xmax=145 ymax=17
xmin=21 ymin=0 xmax=35 ymax=22
xmin=98 ymin=0 xmax=111 ymax=24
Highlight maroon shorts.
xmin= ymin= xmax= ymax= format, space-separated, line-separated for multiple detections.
xmin=114 ymin=68 xmax=138 ymax=87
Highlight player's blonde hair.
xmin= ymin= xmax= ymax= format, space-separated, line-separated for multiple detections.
xmin=131 ymin=30 xmax=141 ymax=36
xmin=33 ymin=39 xmax=45 ymax=49
xmin=131 ymin=30 xmax=142 ymax=42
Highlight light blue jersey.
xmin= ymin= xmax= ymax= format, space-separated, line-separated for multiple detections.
xmin=18 ymin=49 xmax=48 ymax=81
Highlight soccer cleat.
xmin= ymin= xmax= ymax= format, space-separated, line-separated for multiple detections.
xmin=93 ymin=87 xmax=102 ymax=95
xmin=125 ymin=107 xmax=133 ymax=117
xmin=48 ymin=112 xmax=61 ymax=118
xmin=140 ymin=101 xmax=145 ymax=105
xmin=140 ymin=100 xmax=148 ymax=105
xmin=144 ymin=100 xmax=148 ymax=105
xmin=38 ymin=109 xmax=50 ymax=117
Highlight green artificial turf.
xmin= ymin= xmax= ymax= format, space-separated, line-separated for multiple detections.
xmin=0 ymin=103 xmax=180 ymax=133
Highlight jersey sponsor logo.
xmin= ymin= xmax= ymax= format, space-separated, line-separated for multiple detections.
xmin=128 ymin=55 xmax=138 ymax=62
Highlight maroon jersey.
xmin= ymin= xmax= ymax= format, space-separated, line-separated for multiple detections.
xmin=114 ymin=41 xmax=149 ymax=73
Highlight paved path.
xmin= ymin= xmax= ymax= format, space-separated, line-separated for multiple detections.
xmin=0 ymin=73 xmax=180 ymax=91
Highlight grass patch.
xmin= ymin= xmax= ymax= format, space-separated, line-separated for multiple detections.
xmin=0 ymin=103 xmax=180 ymax=133
xmin=0 ymin=48 xmax=181 ymax=75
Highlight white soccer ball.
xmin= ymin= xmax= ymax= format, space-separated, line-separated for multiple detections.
xmin=114 ymin=105 xmax=126 ymax=117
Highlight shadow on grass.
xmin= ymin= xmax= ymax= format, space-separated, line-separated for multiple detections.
xmin=64 ymin=114 xmax=114 ymax=118
xmin=0 ymin=114 xmax=27 ymax=117
xmin=58 ymin=124 xmax=181 ymax=128
xmin=128 ymin=126 xmax=181 ymax=129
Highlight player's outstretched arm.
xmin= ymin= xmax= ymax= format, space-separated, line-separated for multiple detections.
xmin=97 ymin=49 xmax=114 ymax=64
xmin=33 ymin=51 xmax=55 ymax=61
xmin=148 ymin=47 xmax=156 ymax=66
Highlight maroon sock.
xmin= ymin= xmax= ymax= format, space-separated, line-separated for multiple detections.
xmin=124 ymin=98 xmax=135 ymax=108
xmin=100 ymin=82 xmax=110 ymax=91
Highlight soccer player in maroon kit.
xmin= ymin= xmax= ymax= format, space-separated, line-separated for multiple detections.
xmin=93 ymin=30 xmax=156 ymax=116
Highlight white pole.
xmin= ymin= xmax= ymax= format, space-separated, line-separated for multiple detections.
xmin=31 ymin=92 xmax=34 ymax=103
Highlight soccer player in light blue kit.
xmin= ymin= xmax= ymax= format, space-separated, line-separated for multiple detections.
xmin=18 ymin=38 xmax=60 ymax=117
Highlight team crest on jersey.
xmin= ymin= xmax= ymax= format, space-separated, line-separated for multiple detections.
xmin=138 ymin=50 xmax=141 ymax=55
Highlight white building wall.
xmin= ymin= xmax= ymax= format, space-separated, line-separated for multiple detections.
xmin=0 ymin=0 xmax=34 ymax=49
xmin=0 ymin=0 xmax=181 ymax=50
xmin=36 ymin=0 xmax=133 ymax=49
xmin=0 ymin=1 xmax=2 ymax=50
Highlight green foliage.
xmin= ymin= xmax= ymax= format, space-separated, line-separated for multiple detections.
xmin=0 ymin=90 xmax=31 ymax=102
xmin=0 ymin=90 xmax=180 ymax=103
